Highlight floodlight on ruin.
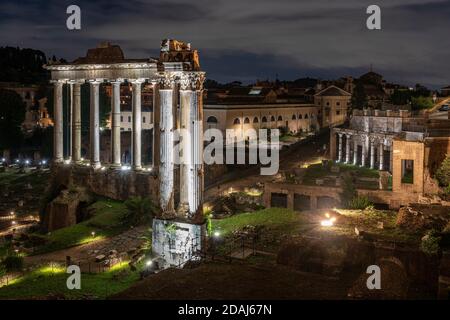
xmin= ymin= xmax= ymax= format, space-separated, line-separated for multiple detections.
xmin=146 ymin=260 xmax=153 ymax=267
xmin=25 ymin=160 xmax=30 ymax=165
xmin=64 ymin=159 xmax=71 ymax=165
xmin=91 ymin=231 xmax=96 ymax=237
xmin=320 ymin=215 xmax=336 ymax=227
xmin=213 ymin=231 xmax=221 ymax=238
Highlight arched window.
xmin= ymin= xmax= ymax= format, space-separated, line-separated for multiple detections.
xmin=270 ymin=116 xmax=276 ymax=122
xmin=292 ymin=114 xmax=296 ymax=120
xmin=233 ymin=118 xmax=241 ymax=125
xmin=298 ymin=114 xmax=302 ymax=119
xmin=207 ymin=116 xmax=218 ymax=124
xmin=244 ymin=117 xmax=250 ymax=124
xmin=277 ymin=115 xmax=283 ymax=121
xmin=305 ymin=114 xmax=309 ymax=119
xmin=253 ymin=117 xmax=259 ymax=123
xmin=261 ymin=116 xmax=267 ymax=123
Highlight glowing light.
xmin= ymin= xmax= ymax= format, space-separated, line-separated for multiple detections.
xmin=320 ymin=216 xmax=336 ymax=227
xmin=121 ymin=165 xmax=131 ymax=171
xmin=10 ymin=211 xmax=15 ymax=216
xmin=1 ymin=158 xmax=5 ymax=162
xmin=91 ymin=231 xmax=96 ymax=237
xmin=25 ymin=160 xmax=30 ymax=165
xmin=12 ymin=221 xmax=16 ymax=225
xmin=101 ymin=166 xmax=106 ymax=171
xmin=64 ymin=159 xmax=71 ymax=165
xmin=42 ymin=160 xmax=47 ymax=165
xmin=213 ymin=231 xmax=221 ymax=238
xmin=80 ymin=157 xmax=85 ymax=161
xmin=146 ymin=260 xmax=153 ymax=267
xmin=15 ymin=159 xmax=20 ymax=163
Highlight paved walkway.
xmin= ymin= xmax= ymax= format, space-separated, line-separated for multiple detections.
xmin=25 ymin=226 xmax=149 ymax=267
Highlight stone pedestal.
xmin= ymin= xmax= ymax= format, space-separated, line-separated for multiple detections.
xmin=152 ymin=218 xmax=206 ymax=268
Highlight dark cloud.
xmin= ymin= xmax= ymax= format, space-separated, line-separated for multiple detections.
xmin=0 ymin=0 xmax=449 ymax=88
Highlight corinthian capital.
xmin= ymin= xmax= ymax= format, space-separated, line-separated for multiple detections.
xmin=158 ymin=73 xmax=178 ymax=90
xmin=180 ymin=72 xmax=206 ymax=91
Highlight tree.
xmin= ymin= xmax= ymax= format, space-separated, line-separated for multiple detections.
xmin=351 ymin=80 xmax=368 ymax=110
xmin=411 ymin=96 xmax=433 ymax=111
xmin=390 ymin=89 xmax=411 ymax=105
xmin=435 ymin=154 xmax=450 ymax=187
xmin=122 ymin=197 xmax=158 ymax=226
xmin=0 ymin=89 xmax=25 ymax=155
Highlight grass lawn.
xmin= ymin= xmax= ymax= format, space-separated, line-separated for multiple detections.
xmin=212 ymin=207 xmax=420 ymax=246
xmin=32 ymin=198 xmax=130 ymax=254
xmin=212 ymin=208 xmax=308 ymax=236
xmin=0 ymin=261 xmax=141 ymax=299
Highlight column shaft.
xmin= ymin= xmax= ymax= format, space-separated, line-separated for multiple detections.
xmin=131 ymin=81 xmax=142 ymax=169
xmin=72 ymin=82 xmax=82 ymax=162
xmin=361 ymin=140 xmax=366 ymax=167
xmin=379 ymin=142 xmax=384 ymax=170
xmin=345 ymin=134 xmax=351 ymax=163
xmin=353 ymin=139 xmax=358 ymax=165
xmin=179 ymin=90 xmax=193 ymax=209
xmin=53 ymin=81 xmax=64 ymax=162
xmin=159 ymin=88 xmax=175 ymax=213
xmin=90 ymin=81 xmax=101 ymax=168
xmin=152 ymin=82 xmax=160 ymax=167
xmin=337 ymin=134 xmax=343 ymax=162
xmin=111 ymin=82 xmax=121 ymax=166
xmin=370 ymin=141 xmax=375 ymax=169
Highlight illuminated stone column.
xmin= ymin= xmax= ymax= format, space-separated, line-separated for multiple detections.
xmin=152 ymin=81 xmax=160 ymax=168
xmin=89 ymin=80 xmax=101 ymax=169
xmin=192 ymin=79 xmax=205 ymax=218
xmin=353 ymin=139 xmax=358 ymax=165
xmin=131 ymin=80 xmax=144 ymax=170
xmin=179 ymin=83 xmax=193 ymax=213
xmin=72 ymin=81 xmax=82 ymax=162
xmin=53 ymin=80 xmax=64 ymax=163
xmin=159 ymin=75 xmax=176 ymax=215
xmin=345 ymin=134 xmax=351 ymax=163
xmin=379 ymin=141 xmax=384 ymax=171
xmin=361 ymin=136 xmax=367 ymax=167
xmin=111 ymin=80 xmax=122 ymax=167
xmin=337 ymin=133 xmax=343 ymax=162
xmin=370 ymin=140 xmax=375 ymax=169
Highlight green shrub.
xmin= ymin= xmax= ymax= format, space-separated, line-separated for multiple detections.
xmin=435 ymin=155 xmax=450 ymax=187
xmin=421 ymin=230 xmax=441 ymax=255
xmin=348 ymin=196 xmax=373 ymax=210
xmin=2 ymin=254 xmax=24 ymax=272
xmin=122 ymin=197 xmax=158 ymax=226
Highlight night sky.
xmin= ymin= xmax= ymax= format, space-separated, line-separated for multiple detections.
xmin=1 ymin=0 xmax=449 ymax=88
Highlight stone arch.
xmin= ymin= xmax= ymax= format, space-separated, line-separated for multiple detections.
xmin=206 ymin=116 xmax=218 ymax=124
xmin=233 ymin=118 xmax=240 ymax=125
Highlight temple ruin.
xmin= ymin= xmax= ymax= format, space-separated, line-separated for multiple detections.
xmin=45 ymin=40 xmax=206 ymax=266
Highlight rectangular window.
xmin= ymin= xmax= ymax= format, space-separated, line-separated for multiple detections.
xmin=120 ymin=116 xmax=123 ymax=122
xmin=143 ymin=116 xmax=146 ymax=123
xmin=128 ymin=116 xmax=131 ymax=122
xmin=401 ymin=159 xmax=414 ymax=184
xmin=336 ymin=110 xmax=341 ymax=115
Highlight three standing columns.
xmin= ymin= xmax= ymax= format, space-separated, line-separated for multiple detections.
xmin=158 ymin=72 xmax=205 ymax=219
